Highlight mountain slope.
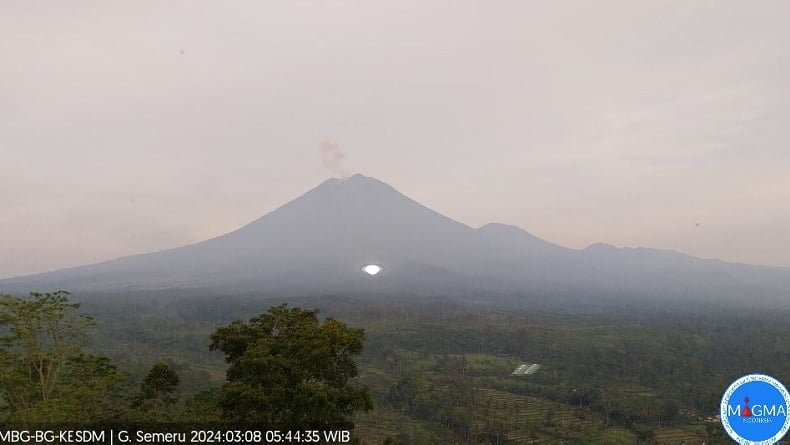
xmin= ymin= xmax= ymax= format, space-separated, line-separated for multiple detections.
xmin=0 ymin=175 xmax=503 ymax=293
xmin=2 ymin=174 xmax=789 ymax=307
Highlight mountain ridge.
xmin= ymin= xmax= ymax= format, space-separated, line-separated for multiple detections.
xmin=2 ymin=174 xmax=789 ymax=308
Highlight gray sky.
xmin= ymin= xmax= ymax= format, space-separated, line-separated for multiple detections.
xmin=2 ymin=0 xmax=789 ymax=278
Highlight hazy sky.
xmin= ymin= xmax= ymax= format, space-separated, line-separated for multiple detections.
xmin=2 ymin=1 xmax=789 ymax=278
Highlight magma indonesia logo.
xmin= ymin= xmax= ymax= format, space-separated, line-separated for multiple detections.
xmin=720 ymin=374 xmax=790 ymax=444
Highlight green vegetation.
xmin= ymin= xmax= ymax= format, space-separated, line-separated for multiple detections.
xmin=3 ymin=290 xmax=789 ymax=443
xmin=132 ymin=361 xmax=180 ymax=416
xmin=0 ymin=291 xmax=127 ymax=423
xmin=0 ymin=292 xmax=372 ymax=433
xmin=209 ymin=304 xmax=372 ymax=429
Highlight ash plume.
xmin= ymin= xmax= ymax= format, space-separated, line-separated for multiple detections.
xmin=319 ymin=140 xmax=350 ymax=178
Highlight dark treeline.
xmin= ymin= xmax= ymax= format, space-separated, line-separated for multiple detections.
xmin=0 ymin=292 xmax=371 ymax=435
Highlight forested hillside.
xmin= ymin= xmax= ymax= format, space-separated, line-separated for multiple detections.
xmin=1 ymin=291 xmax=780 ymax=443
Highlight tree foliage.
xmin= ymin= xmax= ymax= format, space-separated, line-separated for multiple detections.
xmin=209 ymin=304 xmax=372 ymax=429
xmin=141 ymin=361 xmax=180 ymax=400
xmin=0 ymin=291 xmax=126 ymax=423
xmin=133 ymin=361 xmax=180 ymax=414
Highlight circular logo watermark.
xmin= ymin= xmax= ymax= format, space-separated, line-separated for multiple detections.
xmin=720 ymin=374 xmax=790 ymax=444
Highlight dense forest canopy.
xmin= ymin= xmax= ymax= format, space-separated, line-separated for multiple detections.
xmin=1 ymin=289 xmax=788 ymax=443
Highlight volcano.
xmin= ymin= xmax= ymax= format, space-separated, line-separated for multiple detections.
xmin=2 ymin=174 xmax=789 ymax=307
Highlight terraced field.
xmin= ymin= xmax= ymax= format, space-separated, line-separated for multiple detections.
xmin=651 ymin=426 xmax=707 ymax=444
xmin=476 ymin=388 xmax=602 ymax=442
xmin=353 ymin=381 xmax=612 ymax=443
xmin=350 ymin=348 xmax=730 ymax=444
xmin=354 ymin=408 xmax=417 ymax=444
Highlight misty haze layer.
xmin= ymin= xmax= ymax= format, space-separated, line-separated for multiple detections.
xmin=2 ymin=175 xmax=788 ymax=309
xmin=2 ymin=2 xmax=790 ymax=278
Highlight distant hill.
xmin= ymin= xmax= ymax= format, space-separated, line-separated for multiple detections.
xmin=2 ymin=174 xmax=789 ymax=308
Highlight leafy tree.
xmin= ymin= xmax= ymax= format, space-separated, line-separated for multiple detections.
xmin=141 ymin=361 xmax=179 ymax=400
xmin=387 ymin=376 xmax=419 ymax=411
xmin=180 ymin=389 xmax=223 ymax=423
xmin=0 ymin=291 xmax=126 ymax=423
xmin=0 ymin=291 xmax=94 ymax=403
xmin=133 ymin=361 xmax=180 ymax=412
xmin=29 ymin=353 xmax=128 ymax=423
xmin=210 ymin=304 xmax=372 ymax=429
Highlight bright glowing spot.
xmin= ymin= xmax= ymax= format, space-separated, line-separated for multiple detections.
xmin=362 ymin=264 xmax=382 ymax=275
